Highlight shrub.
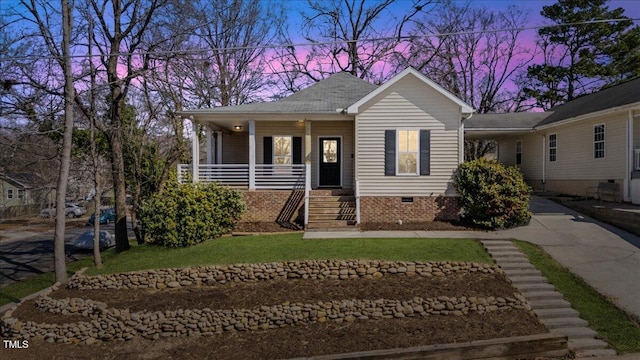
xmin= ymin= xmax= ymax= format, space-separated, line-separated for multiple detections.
xmin=453 ymin=158 xmax=531 ymax=229
xmin=138 ymin=176 xmax=246 ymax=247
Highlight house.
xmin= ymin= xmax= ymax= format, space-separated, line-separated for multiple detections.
xmin=180 ymin=68 xmax=474 ymax=229
xmin=465 ymin=77 xmax=640 ymax=204
xmin=0 ymin=172 xmax=54 ymax=213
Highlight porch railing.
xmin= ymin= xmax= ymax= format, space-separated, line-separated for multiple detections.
xmin=255 ymin=164 xmax=305 ymax=189
xmin=177 ymin=163 xmax=305 ymax=190
xmin=635 ymin=149 xmax=640 ymax=171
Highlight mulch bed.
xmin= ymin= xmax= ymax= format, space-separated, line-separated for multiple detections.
xmin=3 ymin=271 xmax=549 ymax=359
xmin=359 ymin=220 xmax=477 ymax=231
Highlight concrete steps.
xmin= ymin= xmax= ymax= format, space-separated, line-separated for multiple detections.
xmin=481 ymin=239 xmax=613 ymax=357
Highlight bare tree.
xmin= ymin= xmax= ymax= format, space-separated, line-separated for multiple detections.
xmin=398 ymin=3 xmax=534 ymax=159
xmin=83 ymin=0 xmax=169 ymax=252
xmin=272 ymin=0 xmax=435 ymax=93
xmin=52 ymin=0 xmax=74 ymax=283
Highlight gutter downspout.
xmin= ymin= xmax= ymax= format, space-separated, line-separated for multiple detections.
xmin=535 ymin=131 xmax=546 ymax=191
xmin=627 ymin=110 xmax=633 ymax=201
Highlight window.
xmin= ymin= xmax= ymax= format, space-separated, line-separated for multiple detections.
xmin=18 ymin=189 xmax=25 ymax=199
xmin=385 ymin=130 xmax=430 ymax=176
xmin=515 ymin=141 xmax=522 ymax=165
xmin=594 ymin=124 xmax=605 ymax=159
xmin=549 ymin=134 xmax=557 ymax=162
xmin=397 ymin=130 xmax=419 ymax=175
xmin=7 ymin=189 xmax=13 ymax=199
xmin=273 ymin=136 xmax=292 ymax=164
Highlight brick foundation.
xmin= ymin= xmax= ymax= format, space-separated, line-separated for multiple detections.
xmin=239 ymin=190 xmax=304 ymax=225
xmin=360 ymin=196 xmax=460 ymax=224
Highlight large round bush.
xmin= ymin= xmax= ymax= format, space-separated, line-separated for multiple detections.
xmin=454 ymin=158 xmax=531 ymax=229
xmin=139 ymin=177 xmax=246 ymax=247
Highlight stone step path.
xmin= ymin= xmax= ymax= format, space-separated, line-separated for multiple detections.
xmin=480 ymin=239 xmax=616 ymax=358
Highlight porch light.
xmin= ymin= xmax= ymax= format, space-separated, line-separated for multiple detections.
xmin=233 ymin=125 xmax=242 ymax=131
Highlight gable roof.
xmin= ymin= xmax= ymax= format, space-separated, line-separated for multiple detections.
xmin=465 ymin=77 xmax=640 ymax=131
xmin=182 ymin=72 xmax=378 ymax=116
xmin=0 ymin=172 xmax=37 ymax=189
xmin=346 ymin=67 xmax=474 ymax=114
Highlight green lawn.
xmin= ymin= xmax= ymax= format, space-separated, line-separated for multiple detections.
xmin=514 ymin=240 xmax=640 ymax=354
xmin=0 ymin=234 xmax=489 ymax=307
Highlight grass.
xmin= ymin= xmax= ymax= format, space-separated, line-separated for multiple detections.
xmin=0 ymin=234 xmax=489 ymax=307
xmin=514 ymin=240 xmax=640 ymax=354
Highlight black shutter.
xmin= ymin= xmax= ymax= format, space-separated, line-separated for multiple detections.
xmin=420 ymin=130 xmax=431 ymax=175
xmin=263 ymin=136 xmax=272 ymax=164
xmin=292 ymin=137 xmax=302 ymax=164
xmin=384 ymin=130 xmax=396 ymax=176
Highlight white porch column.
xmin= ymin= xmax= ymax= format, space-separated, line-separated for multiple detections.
xmin=215 ymin=131 xmax=223 ymax=164
xmin=304 ymin=120 xmax=311 ymax=226
xmin=205 ymin=126 xmax=213 ymax=164
xmin=191 ymin=117 xmax=199 ymax=183
xmin=248 ymin=120 xmax=256 ymax=190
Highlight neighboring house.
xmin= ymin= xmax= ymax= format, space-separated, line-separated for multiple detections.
xmin=180 ymin=68 xmax=474 ymax=229
xmin=0 ymin=172 xmax=54 ymax=209
xmin=465 ymin=78 xmax=640 ymax=204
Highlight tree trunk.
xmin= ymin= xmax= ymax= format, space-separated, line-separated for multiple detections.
xmin=89 ymin=17 xmax=102 ymax=268
xmin=110 ymin=122 xmax=130 ymax=252
xmin=54 ymin=0 xmax=74 ymax=284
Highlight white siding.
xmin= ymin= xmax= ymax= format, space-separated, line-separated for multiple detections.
xmin=542 ymin=114 xmax=627 ymax=180
xmin=497 ymin=133 xmax=543 ymax=181
xmin=355 ymin=75 xmax=462 ymax=196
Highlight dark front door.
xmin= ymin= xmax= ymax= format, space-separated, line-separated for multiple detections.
xmin=319 ymin=137 xmax=341 ymax=187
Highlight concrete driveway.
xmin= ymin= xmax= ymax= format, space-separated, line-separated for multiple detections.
xmin=500 ymin=196 xmax=640 ymax=321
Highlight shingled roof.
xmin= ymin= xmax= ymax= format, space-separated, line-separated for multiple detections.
xmin=537 ymin=77 xmax=640 ymax=126
xmin=465 ymin=112 xmax=550 ymax=129
xmin=465 ymin=77 xmax=640 ymax=130
xmin=184 ymin=72 xmax=378 ymax=115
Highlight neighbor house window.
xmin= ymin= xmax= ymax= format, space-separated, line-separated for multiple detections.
xmin=549 ymin=134 xmax=557 ymax=162
xmin=397 ymin=130 xmax=419 ymax=175
xmin=18 ymin=189 xmax=25 ymax=199
xmin=273 ymin=136 xmax=292 ymax=164
xmin=515 ymin=140 xmax=522 ymax=165
xmin=7 ymin=189 xmax=13 ymax=199
xmin=594 ymin=124 xmax=605 ymax=159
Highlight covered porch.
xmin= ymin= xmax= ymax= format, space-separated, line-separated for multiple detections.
xmin=178 ymin=116 xmax=355 ymax=190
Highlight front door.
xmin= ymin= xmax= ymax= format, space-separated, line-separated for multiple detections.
xmin=319 ymin=137 xmax=341 ymax=187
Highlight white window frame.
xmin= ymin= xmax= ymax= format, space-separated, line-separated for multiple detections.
xmin=396 ymin=129 xmax=420 ymax=176
xmin=18 ymin=189 xmax=25 ymax=199
xmin=549 ymin=133 xmax=557 ymax=162
xmin=515 ymin=140 xmax=522 ymax=165
xmin=7 ymin=189 xmax=13 ymax=199
xmin=594 ymin=124 xmax=605 ymax=159
xmin=272 ymin=135 xmax=293 ymax=165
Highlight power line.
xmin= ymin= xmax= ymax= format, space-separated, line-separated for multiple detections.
xmin=1 ymin=18 xmax=637 ymax=62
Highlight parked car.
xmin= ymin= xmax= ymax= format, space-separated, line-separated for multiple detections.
xmin=40 ymin=203 xmax=87 ymax=218
xmin=86 ymin=208 xmax=116 ymax=225
xmin=72 ymin=230 xmax=114 ymax=251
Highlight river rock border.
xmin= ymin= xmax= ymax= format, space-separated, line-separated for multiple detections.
xmin=2 ymin=292 xmax=530 ymax=344
xmin=1 ymin=260 xmax=528 ymax=345
xmin=67 ymin=260 xmax=500 ymax=290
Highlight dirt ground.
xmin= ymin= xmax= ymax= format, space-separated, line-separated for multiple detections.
xmin=2 ymin=272 xmax=548 ymax=360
